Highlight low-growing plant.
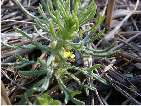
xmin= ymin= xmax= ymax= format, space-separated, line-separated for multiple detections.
xmin=11 ymin=0 xmax=118 ymax=105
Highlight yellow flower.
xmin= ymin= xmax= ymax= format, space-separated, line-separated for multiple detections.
xmin=64 ymin=50 xmax=75 ymax=61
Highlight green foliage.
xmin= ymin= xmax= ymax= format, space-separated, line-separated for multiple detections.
xmin=81 ymin=70 xmax=108 ymax=85
xmin=79 ymin=0 xmax=97 ymax=25
xmin=36 ymin=93 xmax=61 ymax=105
xmin=16 ymin=61 xmax=35 ymax=69
xmin=12 ymin=0 xmax=119 ymax=105
xmin=56 ymin=74 xmax=84 ymax=105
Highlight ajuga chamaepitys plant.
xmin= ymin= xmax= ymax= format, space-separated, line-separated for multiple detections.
xmin=12 ymin=0 xmax=118 ymax=105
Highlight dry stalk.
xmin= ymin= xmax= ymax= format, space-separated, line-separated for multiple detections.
xmin=105 ymin=0 xmax=116 ymax=27
xmin=1 ymin=81 xmax=11 ymax=105
xmin=104 ymin=0 xmax=139 ymax=41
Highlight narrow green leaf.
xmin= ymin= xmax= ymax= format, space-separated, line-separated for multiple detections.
xmin=36 ymin=93 xmax=61 ymax=105
xmin=19 ymin=69 xmax=47 ymax=77
xmin=81 ymin=70 xmax=108 ymax=85
xmin=56 ymin=75 xmax=84 ymax=104
xmin=15 ymin=28 xmax=32 ymax=40
xmin=49 ymin=19 xmax=56 ymax=38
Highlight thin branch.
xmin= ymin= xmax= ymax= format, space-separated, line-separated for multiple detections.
xmin=111 ymin=32 xmax=141 ymax=51
xmin=2 ymin=19 xmax=34 ymax=24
